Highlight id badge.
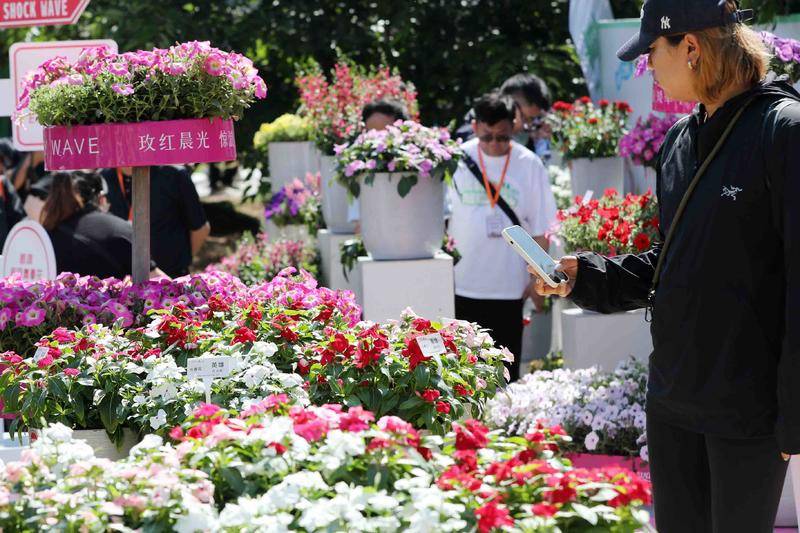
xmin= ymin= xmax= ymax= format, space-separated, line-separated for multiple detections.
xmin=485 ymin=213 xmax=504 ymax=238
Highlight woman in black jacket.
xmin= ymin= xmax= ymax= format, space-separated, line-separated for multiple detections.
xmin=533 ymin=1 xmax=798 ymax=531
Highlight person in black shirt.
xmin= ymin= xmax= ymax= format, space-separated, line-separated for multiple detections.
xmin=100 ymin=166 xmax=210 ymax=278
xmin=42 ymin=172 xmax=162 ymax=280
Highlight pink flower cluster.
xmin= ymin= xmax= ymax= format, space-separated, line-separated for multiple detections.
xmin=18 ymin=40 xmax=267 ymax=112
xmin=0 ymin=271 xmax=247 ymax=340
xmin=619 ymin=113 xmax=679 ymax=168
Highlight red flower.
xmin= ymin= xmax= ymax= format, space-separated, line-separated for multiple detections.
xmin=578 ymin=96 xmax=592 ymax=104
xmin=615 ymin=101 xmax=632 ymax=112
xmin=233 ymin=326 xmax=256 ymax=345
xmin=474 ymin=501 xmax=515 ymax=533
xmin=455 ymin=420 xmax=490 ymax=451
xmin=411 ymin=318 xmax=433 ymax=332
xmin=454 ymin=384 xmax=473 ymax=397
xmin=51 ymin=327 xmax=75 ymax=343
xmin=532 ymin=503 xmax=558 ymax=517
xmin=296 ymin=358 xmax=311 ymax=375
xmin=597 ymin=227 xmax=610 ymax=241
xmin=634 ymin=232 xmax=651 ymax=252
xmin=435 ymin=401 xmax=451 ymax=414
xmin=598 ymin=99 xmax=610 ymax=107
xmin=63 ymin=368 xmax=79 ymax=377
xmin=613 ymin=221 xmax=632 ymax=243
xmin=401 ymin=337 xmax=431 ymax=370
xmin=268 ymin=442 xmax=287 ymax=455
xmin=588 ymin=117 xmax=598 ymax=125
xmin=207 ymin=294 xmax=231 ymax=312
xmin=421 ymin=389 xmax=441 ymax=403
xmin=545 ymin=475 xmax=577 ymax=504
xmin=330 ymin=333 xmax=351 ymax=354
xmin=280 ymin=327 xmax=299 ymax=343
xmin=314 ymin=306 xmax=333 ymax=322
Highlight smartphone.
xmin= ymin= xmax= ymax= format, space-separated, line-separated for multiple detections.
xmin=502 ymin=225 xmax=567 ymax=288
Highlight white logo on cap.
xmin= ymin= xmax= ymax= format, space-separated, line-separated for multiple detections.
xmin=661 ymin=16 xmax=671 ymax=30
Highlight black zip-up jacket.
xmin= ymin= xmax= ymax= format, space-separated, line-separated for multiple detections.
xmin=569 ymin=78 xmax=800 ymax=454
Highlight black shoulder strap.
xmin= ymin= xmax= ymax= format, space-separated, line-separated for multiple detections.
xmin=462 ymin=154 xmax=522 ymax=228
xmin=651 ymin=96 xmax=757 ymax=294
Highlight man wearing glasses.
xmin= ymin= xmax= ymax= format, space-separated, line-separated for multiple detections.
xmin=500 ymin=73 xmax=553 ymax=162
xmin=447 ymin=92 xmax=558 ymax=382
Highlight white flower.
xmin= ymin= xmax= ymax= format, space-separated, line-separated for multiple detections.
xmin=173 ymin=497 xmax=218 ymax=533
xmin=149 ymin=409 xmax=168 ymax=430
xmin=131 ymin=434 xmax=163 ymax=455
xmin=40 ymin=423 xmax=73 ymax=443
xmin=250 ymin=341 xmax=278 ymax=359
xmin=241 ymin=365 xmax=271 ymax=388
xmin=314 ymin=430 xmax=366 ymax=471
xmin=640 ymin=445 xmax=649 ymax=462
xmin=584 ymin=430 xmax=600 ymax=451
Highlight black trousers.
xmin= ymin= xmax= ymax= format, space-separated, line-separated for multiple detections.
xmin=455 ymin=295 xmax=523 ymax=382
xmin=647 ymin=414 xmax=789 ymax=533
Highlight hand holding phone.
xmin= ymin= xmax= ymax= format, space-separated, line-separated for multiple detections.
xmin=502 ymin=225 xmax=568 ymax=288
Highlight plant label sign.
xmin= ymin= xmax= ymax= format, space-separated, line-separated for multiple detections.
xmin=187 ymin=357 xmax=233 ymax=380
xmin=44 ymin=118 xmax=237 ymax=171
xmin=1 ymin=220 xmax=57 ymax=280
xmin=10 ymin=40 xmax=117 ymax=151
xmin=417 ymin=333 xmax=446 ymax=358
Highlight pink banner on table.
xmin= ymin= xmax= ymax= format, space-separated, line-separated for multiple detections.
xmin=44 ymin=118 xmax=237 ymax=171
xmin=653 ymin=82 xmax=696 ymax=114
xmin=566 ymin=453 xmax=651 ymax=482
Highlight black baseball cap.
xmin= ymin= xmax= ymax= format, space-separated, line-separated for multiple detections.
xmin=617 ymin=0 xmax=755 ymax=61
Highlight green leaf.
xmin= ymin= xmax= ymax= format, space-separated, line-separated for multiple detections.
xmin=221 ymin=467 xmax=245 ymax=494
xmin=399 ymin=396 xmax=423 ymax=410
xmin=47 ymin=377 xmax=69 ymax=403
xmin=397 ymin=174 xmax=418 ymax=198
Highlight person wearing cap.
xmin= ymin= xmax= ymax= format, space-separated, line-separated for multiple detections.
xmin=530 ymin=1 xmax=799 ymax=531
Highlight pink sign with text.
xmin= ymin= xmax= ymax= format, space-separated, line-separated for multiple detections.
xmin=44 ymin=118 xmax=237 ymax=171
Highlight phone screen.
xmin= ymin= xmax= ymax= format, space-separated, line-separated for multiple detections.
xmin=502 ymin=226 xmax=559 ymax=279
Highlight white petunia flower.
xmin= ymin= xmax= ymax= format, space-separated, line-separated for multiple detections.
xmin=584 ymin=430 xmax=600 ymax=451
xmin=149 ymin=409 xmax=168 ymax=430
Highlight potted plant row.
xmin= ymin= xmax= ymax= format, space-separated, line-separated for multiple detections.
xmin=253 ymin=113 xmax=318 ymax=191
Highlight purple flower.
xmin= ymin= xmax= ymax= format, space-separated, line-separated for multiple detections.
xmin=18 ymin=306 xmax=45 ymax=327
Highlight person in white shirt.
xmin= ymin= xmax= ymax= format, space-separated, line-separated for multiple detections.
xmin=447 ymin=91 xmax=557 ymax=381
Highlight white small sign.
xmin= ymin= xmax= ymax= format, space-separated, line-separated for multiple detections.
xmin=417 ymin=333 xmax=446 ymax=358
xmin=187 ymin=357 xmax=233 ymax=380
xmin=1 ymin=220 xmax=56 ymax=280
xmin=32 ymin=346 xmax=49 ymax=363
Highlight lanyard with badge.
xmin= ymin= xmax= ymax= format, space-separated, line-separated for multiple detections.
xmin=478 ymin=146 xmax=511 ymax=238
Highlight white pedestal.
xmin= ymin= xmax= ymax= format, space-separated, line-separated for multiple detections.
xmin=790 ymin=457 xmax=800 ymax=528
xmin=776 ymin=459 xmax=797 ymax=527
xmin=317 ymin=229 xmax=357 ymax=292
xmin=356 ymin=252 xmax=454 ymax=322
xmin=0 ymin=432 xmax=29 ymax=463
xmin=561 ymin=308 xmax=653 ymax=371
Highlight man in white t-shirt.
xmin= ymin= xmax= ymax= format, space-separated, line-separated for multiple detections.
xmin=447 ymin=91 xmax=557 ymax=381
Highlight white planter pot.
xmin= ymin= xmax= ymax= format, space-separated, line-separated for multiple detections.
xmin=268 ymin=141 xmax=318 ymax=192
xmin=72 ymin=429 xmax=138 ymax=461
xmin=641 ymin=166 xmax=657 ymax=196
xmin=319 ymin=154 xmax=356 ymax=234
xmin=359 ymin=172 xmax=444 ymax=260
xmin=569 ymin=157 xmax=625 ymax=198
xmin=561 ymin=308 xmax=653 ymax=371
xmin=265 ymin=220 xmax=311 ymax=244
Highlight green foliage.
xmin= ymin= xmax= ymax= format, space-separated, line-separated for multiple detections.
xmin=253 ymin=114 xmax=312 ymax=147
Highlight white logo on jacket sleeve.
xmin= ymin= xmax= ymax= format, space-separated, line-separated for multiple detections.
xmin=721 ymin=186 xmax=743 ymax=200
xmin=661 ymin=16 xmax=671 ymax=30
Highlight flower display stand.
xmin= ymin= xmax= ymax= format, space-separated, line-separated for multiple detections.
xmin=355 ymin=252 xmax=454 ymax=322
xmin=561 ymin=308 xmax=652 ymax=371
xmin=269 ymin=141 xmax=319 ymax=192
xmin=72 ymin=429 xmax=139 ymax=461
xmin=317 ymin=229 xmax=357 ymax=292
xmin=0 ymin=431 xmax=29 ymax=463
xmin=44 ymin=118 xmax=237 ymax=283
